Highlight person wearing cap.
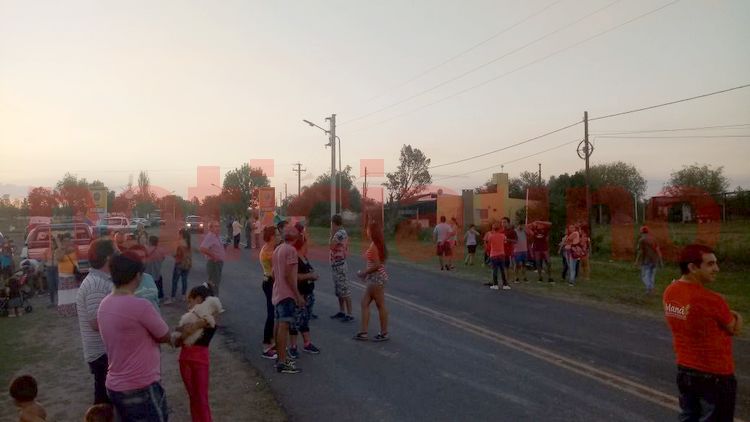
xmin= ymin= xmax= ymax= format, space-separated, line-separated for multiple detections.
xmin=635 ymin=225 xmax=662 ymax=295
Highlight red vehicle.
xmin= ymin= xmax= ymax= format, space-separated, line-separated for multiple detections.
xmin=24 ymin=223 xmax=94 ymax=273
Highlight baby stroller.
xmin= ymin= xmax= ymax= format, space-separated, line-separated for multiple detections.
xmin=0 ymin=274 xmax=33 ymax=317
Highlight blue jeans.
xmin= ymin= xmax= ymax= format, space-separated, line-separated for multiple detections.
xmin=46 ymin=265 xmax=59 ymax=305
xmin=677 ymin=366 xmax=736 ymax=422
xmin=641 ymin=264 xmax=656 ymax=291
xmin=565 ymin=252 xmax=579 ymax=284
xmin=108 ymin=381 xmax=168 ymax=422
xmin=490 ymin=256 xmax=507 ymax=286
xmin=171 ymin=267 xmax=189 ymax=298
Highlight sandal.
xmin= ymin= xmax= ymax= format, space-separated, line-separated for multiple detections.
xmin=353 ymin=332 xmax=369 ymax=341
xmin=372 ymin=332 xmax=389 ymax=342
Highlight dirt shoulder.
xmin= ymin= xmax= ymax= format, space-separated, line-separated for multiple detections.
xmin=0 ymin=295 xmax=286 ymax=422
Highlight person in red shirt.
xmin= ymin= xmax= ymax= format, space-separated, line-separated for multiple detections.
xmin=663 ymin=244 xmax=743 ymax=422
xmin=486 ymin=223 xmax=509 ymax=290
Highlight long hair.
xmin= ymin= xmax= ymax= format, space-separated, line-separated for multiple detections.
xmin=368 ymin=220 xmax=388 ymax=262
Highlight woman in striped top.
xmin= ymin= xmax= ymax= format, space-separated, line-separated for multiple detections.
xmin=354 ymin=220 xmax=389 ymax=342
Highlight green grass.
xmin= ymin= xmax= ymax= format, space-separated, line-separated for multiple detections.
xmin=0 ymin=304 xmax=45 ymax=379
xmin=306 ymin=224 xmax=749 ymax=318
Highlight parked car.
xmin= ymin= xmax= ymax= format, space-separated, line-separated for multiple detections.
xmin=98 ymin=216 xmax=131 ymax=234
xmin=185 ymin=215 xmax=205 ymax=233
xmin=131 ymin=218 xmax=151 ymax=228
xmin=23 ymin=223 xmax=93 ymax=273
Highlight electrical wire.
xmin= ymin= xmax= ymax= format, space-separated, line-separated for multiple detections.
xmin=596 ymin=134 xmax=750 ymax=139
xmin=429 ymin=120 xmax=582 ymax=169
xmin=344 ymin=0 xmax=683 ymax=134
xmin=341 ymin=0 xmax=622 ymax=126
xmin=590 ymin=123 xmax=750 ymax=135
xmin=359 ymin=0 xmax=563 ymax=105
xmin=433 ymin=138 xmax=581 ymax=181
xmin=589 ymin=83 xmax=750 ymax=121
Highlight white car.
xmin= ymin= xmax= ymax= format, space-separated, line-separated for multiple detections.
xmin=99 ymin=216 xmax=131 ymax=234
xmin=132 ymin=218 xmax=151 ymax=228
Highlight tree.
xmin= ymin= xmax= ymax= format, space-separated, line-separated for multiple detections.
xmin=577 ymin=161 xmax=647 ymax=200
xmin=666 ymin=163 xmax=729 ymax=195
xmin=509 ymin=170 xmax=546 ymax=198
xmin=137 ymin=171 xmax=152 ymax=201
xmin=383 ymin=145 xmax=432 ymax=203
xmin=27 ymin=187 xmax=58 ymax=216
xmin=222 ymin=164 xmax=270 ymax=216
xmin=286 ymin=166 xmax=362 ymax=226
xmin=55 ymin=173 xmax=92 ymax=216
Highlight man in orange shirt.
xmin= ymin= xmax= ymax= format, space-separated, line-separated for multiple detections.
xmin=663 ymin=244 xmax=743 ymax=421
xmin=486 ymin=223 xmax=509 ymax=291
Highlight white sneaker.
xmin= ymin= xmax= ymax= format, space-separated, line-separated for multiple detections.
xmin=502 ymin=285 xmax=511 ymax=290
xmin=489 ymin=285 xmax=500 ymax=290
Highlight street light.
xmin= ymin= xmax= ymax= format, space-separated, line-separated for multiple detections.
xmin=303 ymin=117 xmax=337 ymax=222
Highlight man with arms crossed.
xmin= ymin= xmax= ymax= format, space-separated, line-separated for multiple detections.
xmin=663 ymin=244 xmax=742 ymax=422
xmin=76 ymin=239 xmax=115 ymax=405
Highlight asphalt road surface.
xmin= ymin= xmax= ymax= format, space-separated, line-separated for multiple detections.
xmin=180 ymin=241 xmax=748 ymax=422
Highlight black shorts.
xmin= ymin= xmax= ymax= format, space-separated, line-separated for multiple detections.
xmin=467 ymin=245 xmax=477 ymax=254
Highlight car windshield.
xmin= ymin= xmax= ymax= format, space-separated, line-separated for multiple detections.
xmin=104 ymin=218 xmax=122 ymax=225
xmin=187 ymin=217 xmax=202 ymax=222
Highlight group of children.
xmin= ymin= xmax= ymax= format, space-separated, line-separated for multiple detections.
xmin=9 ymin=374 xmax=112 ymax=421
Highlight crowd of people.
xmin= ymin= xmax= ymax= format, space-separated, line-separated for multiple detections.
xmin=432 ymin=216 xmax=592 ymax=289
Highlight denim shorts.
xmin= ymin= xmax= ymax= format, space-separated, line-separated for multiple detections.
xmin=108 ymin=381 xmax=168 ymax=422
xmin=275 ymin=298 xmax=297 ymax=323
xmin=514 ymin=252 xmax=527 ymax=263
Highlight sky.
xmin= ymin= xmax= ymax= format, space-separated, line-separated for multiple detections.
xmin=1 ymin=0 xmax=749 ymax=203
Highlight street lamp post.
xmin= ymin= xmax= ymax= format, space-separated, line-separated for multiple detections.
xmin=303 ymin=116 xmax=338 ymax=223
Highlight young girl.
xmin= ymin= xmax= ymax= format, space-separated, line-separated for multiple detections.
xmin=176 ymin=285 xmax=218 ymax=422
xmin=354 ymin=220 xmax=389 ymax=342
xmin=463 ymin=224 xmax=480 ymax=265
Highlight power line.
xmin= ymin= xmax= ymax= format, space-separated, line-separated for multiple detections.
xmin=429 ymin=120 xmax=582 ymax=169
xmin=341 ymin=0 xmax=622 ymax=126
xmin=590 ymin=123 xmax=750 ymax=135
xmin=344 ymin=0 xmax=683 ymax=134
xmin=596 ymin=134 xmax=750 ymax=139
xmin=590 ymin=83 xmax=750 ymax=121
xmin=434 ymin=138 xmax=581 ymax=181
xmin=359 ymin=0 xmax=562 ymax=105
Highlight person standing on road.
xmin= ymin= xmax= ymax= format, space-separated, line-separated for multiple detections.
xmin=663 ymin=244 xmax=743 ymax=422
xmin=244 ymin=216 xmax=252 ymax=249
xmin=463 ymin=224 xmax=480 ymax=266
xmin=145 ymin=235 xmax=166 ymax=303
xmin=578 ymin=225 xmax=591 ymax=282
xmin=232 ymin=218 xmax=242 ymax=249
xmin=529 ymin=221 xmax=553 ymax=283
xmin=98 ymin=251 xmax=172 ymax=421
xmin=167 ymin=229 xmax=192 ymax=305
xmin=287 ymin=223 xmax=321 ymax=357
xmin=562 ymin=225 xmax=581 ymax=286
xmin=272 ymin=225 xmax=303 ymax=374
xmin=253 ymin=216 xmax=261 ymax=249
xmin=76 ymin=239 xmax=116 ymax=405
xmin=513 ymin=222 xmax=529 ymax=283
xmin=501 ymin=217 xmax=517 ymax=281
xmin=433 ymin=216 xmax=454 ymax=271
xmin=486 ymin=223 xmax=509 ymax=290
xmin=354 ymin=219 xmax=390 ymax=342
xmin=635 ymin=226 xmax=662 ymax=295
xmin=329 ymin=214 xmax=354 ymax=322
xmin=200 ymin=221 xmax=226 ymax=296
xmin=259 ymin=226 xmax=279 ymax=360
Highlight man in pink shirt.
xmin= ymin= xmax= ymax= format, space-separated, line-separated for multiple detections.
xmin=272 ymin=225 xmax=304 ymax=374
xmin=98 ymin=251 xmax=172 ymax=421
xmin=200 ymin=221 xmax=226 ymax=295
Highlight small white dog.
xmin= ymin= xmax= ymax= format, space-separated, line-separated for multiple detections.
xmin=175 ymin=296 xmax=225 ymax=346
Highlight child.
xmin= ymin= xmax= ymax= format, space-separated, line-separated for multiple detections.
xmin=173 ymin=292 xmax=224 ymax=346
xmin=9 ymin=375 xmax=47 ymax=421
xmin=84 ymin=404 xmax=114 ymax=422
xmin=7 ymin=276 xmax=23 ymax=317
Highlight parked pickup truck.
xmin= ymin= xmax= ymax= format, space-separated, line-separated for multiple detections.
xmin=23 ymin=223 xmax=93 ymax=273
xmin=98 ymin=216 xmax=132 ymax=234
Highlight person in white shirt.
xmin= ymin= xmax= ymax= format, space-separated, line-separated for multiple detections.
xmin=463 ymin=224 xmax=480 ymax=266
xmin=433 ymin=216 xmax=455 ymax=271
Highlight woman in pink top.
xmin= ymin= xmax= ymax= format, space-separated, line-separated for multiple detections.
xmin=97 ymin=251 xmax=172 ymax=421
xmin=563 ymin=225 xmax=581 ymax=286
xmin=354 ymin=220 xmax=389 ymax=342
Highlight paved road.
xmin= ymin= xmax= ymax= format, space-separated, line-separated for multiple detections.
xmin=181 ymin=242 xmax=748 ymax=422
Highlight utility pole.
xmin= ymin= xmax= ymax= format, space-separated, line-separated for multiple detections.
xmin=577 ymin=111 xmax=594 ymax=232
xmin=284 ymin=183 xmax=287 ymax=201
xmin=292 ymin=163 xmax=306 ymax=197
xmin=338 ymin=136 xmax=342 ymax=214
xmin=538 ymin=163 xmax=542 ymax=185
xmin=326 ymin=114 xmax=337 ymax=221
xmin=364 ymin=166 xmax=368 ymax=200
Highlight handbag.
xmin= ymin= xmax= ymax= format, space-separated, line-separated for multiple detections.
xmin=66 ymin=255 xmax=85 ymax=282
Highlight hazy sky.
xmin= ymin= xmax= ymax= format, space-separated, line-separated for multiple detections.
xmin=2 ymin=0 xmax=749 ymax=202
